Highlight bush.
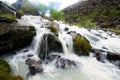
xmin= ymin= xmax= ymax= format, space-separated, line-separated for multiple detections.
xmin=50 ymin=8 xmax=64 ymax=21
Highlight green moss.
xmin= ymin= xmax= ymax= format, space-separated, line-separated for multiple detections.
xmin=49 ymin=26 xmax=58 ymax=34
xmin=0 ymin=13 xmax=16 ymax=22
xmin=16 ymin=10 xmax=24 ymax=19
xmin=73 ymin=36 xmax=91 ymax=56
xmin=28 ymin=26 xmax=35 ymax=31
xmin=0 ymin=59 xmax=13 ymax=80
xmin=0 ymin=59 xmax=23 ymax=80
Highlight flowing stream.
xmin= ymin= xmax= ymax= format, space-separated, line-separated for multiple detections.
xmin=4 ymin=15 xmax=120 ymax=80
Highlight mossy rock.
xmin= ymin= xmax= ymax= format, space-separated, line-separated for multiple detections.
xmin=49 ymin=26 xmax=58 ymax=34
xmin=0 ymin=59 xmax=13 ymax=80
xmin=0 ymin=59 xmax=23 ymax=80
xmin=16 ymin=10 xmax=24 ymax=19
xmin=28 ymin=26 xmax=36 ymax=32
xmin=73 ymin=35 xmax=91 ymax=56
xmin=0 ymin=13 xmax=16 ymax=23
xmin=0 ymin=59 xmax=10 ymax=72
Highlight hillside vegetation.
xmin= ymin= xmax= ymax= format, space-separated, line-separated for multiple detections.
xmin=62 ymin=0 xmax=120 ymax=30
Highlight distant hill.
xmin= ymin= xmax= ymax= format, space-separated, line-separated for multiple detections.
xmin=62 ymin=0 xmax=120 ymax=28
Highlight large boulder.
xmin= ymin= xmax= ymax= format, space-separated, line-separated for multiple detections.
xmin=73 ymin=34 xmax=91 ymax=56
xmin=39 ymin=34 xmax=63 ymax=60
xmin=0 ymin=22 xmax=35 ymax=56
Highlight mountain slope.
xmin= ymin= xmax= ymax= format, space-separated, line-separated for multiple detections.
xmin=62 ymin=0 xmax=120 ymax=28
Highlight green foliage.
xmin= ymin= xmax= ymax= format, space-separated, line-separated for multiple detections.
xmin=0 ymin=59 xmax=13 ymax=80
xmin=0 ymin=13 xmax=16 ymax=22
xmin=73 ymin=36 xmax=91 ymax=56
xmin=50 ymin=8 xmax=64 ymax=21
xmin=49 ymin=26 xmax=58 ymax=34
xmin=0 ymin=59 xmax=23 ymax=80
xmin=37 ymin=3 xmax=49 ymax=15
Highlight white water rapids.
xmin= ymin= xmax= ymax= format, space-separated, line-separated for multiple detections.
xmin=4 ymin=15 xmax=120 ymax=80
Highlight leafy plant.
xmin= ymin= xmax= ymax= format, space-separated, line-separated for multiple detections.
xmin=50 ymin=8 xmax=64 ymax=21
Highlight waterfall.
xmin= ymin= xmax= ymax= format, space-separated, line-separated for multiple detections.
xmin=4 ymin=15 xmax=120 ymax=80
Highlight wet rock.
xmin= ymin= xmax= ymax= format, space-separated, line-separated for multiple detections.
xmin=107 ymin=51 xmax=120 ymax=61
xmin=73 ymin=34 xmax=91 ymax=56
xmin=90 ymin=49 xmax=106 ymax=53
xmin=39 ymin=34 xmax=63 ymax=60
xmin=64 ymin=27 xmax=69 ymax=31
xmin=67 ymin=31 xmax=77 ymax=39
xmin=47 ymin=54 xmax=61 ymax=62
xmin=27 ymin=54 xmax=34 ymax=57
xmin=55 ymin=58 xmax=77 ymax=69
xmin=25 ymin=58 xmax=43 ymax=75
xmin=43 ymin=20 xmax=59 ymax=31
xmin=91 ymin=49 xmax=106 ymax=62
xmin=23 ymin=49 xmax=29 ymax=52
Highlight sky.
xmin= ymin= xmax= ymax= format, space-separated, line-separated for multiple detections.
xmin=1 ymin=0 xmax=82 ymax=10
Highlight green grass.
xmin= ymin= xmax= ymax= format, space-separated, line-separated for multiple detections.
xmin=0 ymin=13 xmax=16 ymax=22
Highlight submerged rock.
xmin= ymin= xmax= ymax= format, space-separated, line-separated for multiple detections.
xmin=91 ymin=49 xmax=106 ymax=62
xmin=25 ymin=58 xmax=43 ymax=75
xmin=47 ymin=54 xmax=78 ymax=69
xmin=39 ymin=34 xmax=63 ymax=60
xmin=55 ymin=57 xmax=77 ymax=69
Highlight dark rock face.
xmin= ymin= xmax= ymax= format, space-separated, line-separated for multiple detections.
xmin=39 ymin=34 xmax=63 ymax=60
xmin=0 ymin=1 xmax=16 ymax=13
xmin=25 ymin=58 xmax=43 ymax=75
xmin=0 ymin=22 xmax=35 ymax=56
xmin=107 ymin=52 xmax=120 ymax=61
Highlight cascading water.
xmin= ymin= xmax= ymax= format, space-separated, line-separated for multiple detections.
xmin=4 ymin=15 xmax=120 ymax=80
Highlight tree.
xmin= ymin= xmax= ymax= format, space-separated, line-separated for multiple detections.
xmin=37 ymin=3 xmax=48 ymax=15
xmin=50 ymin=8 xmax=64 ymax=21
